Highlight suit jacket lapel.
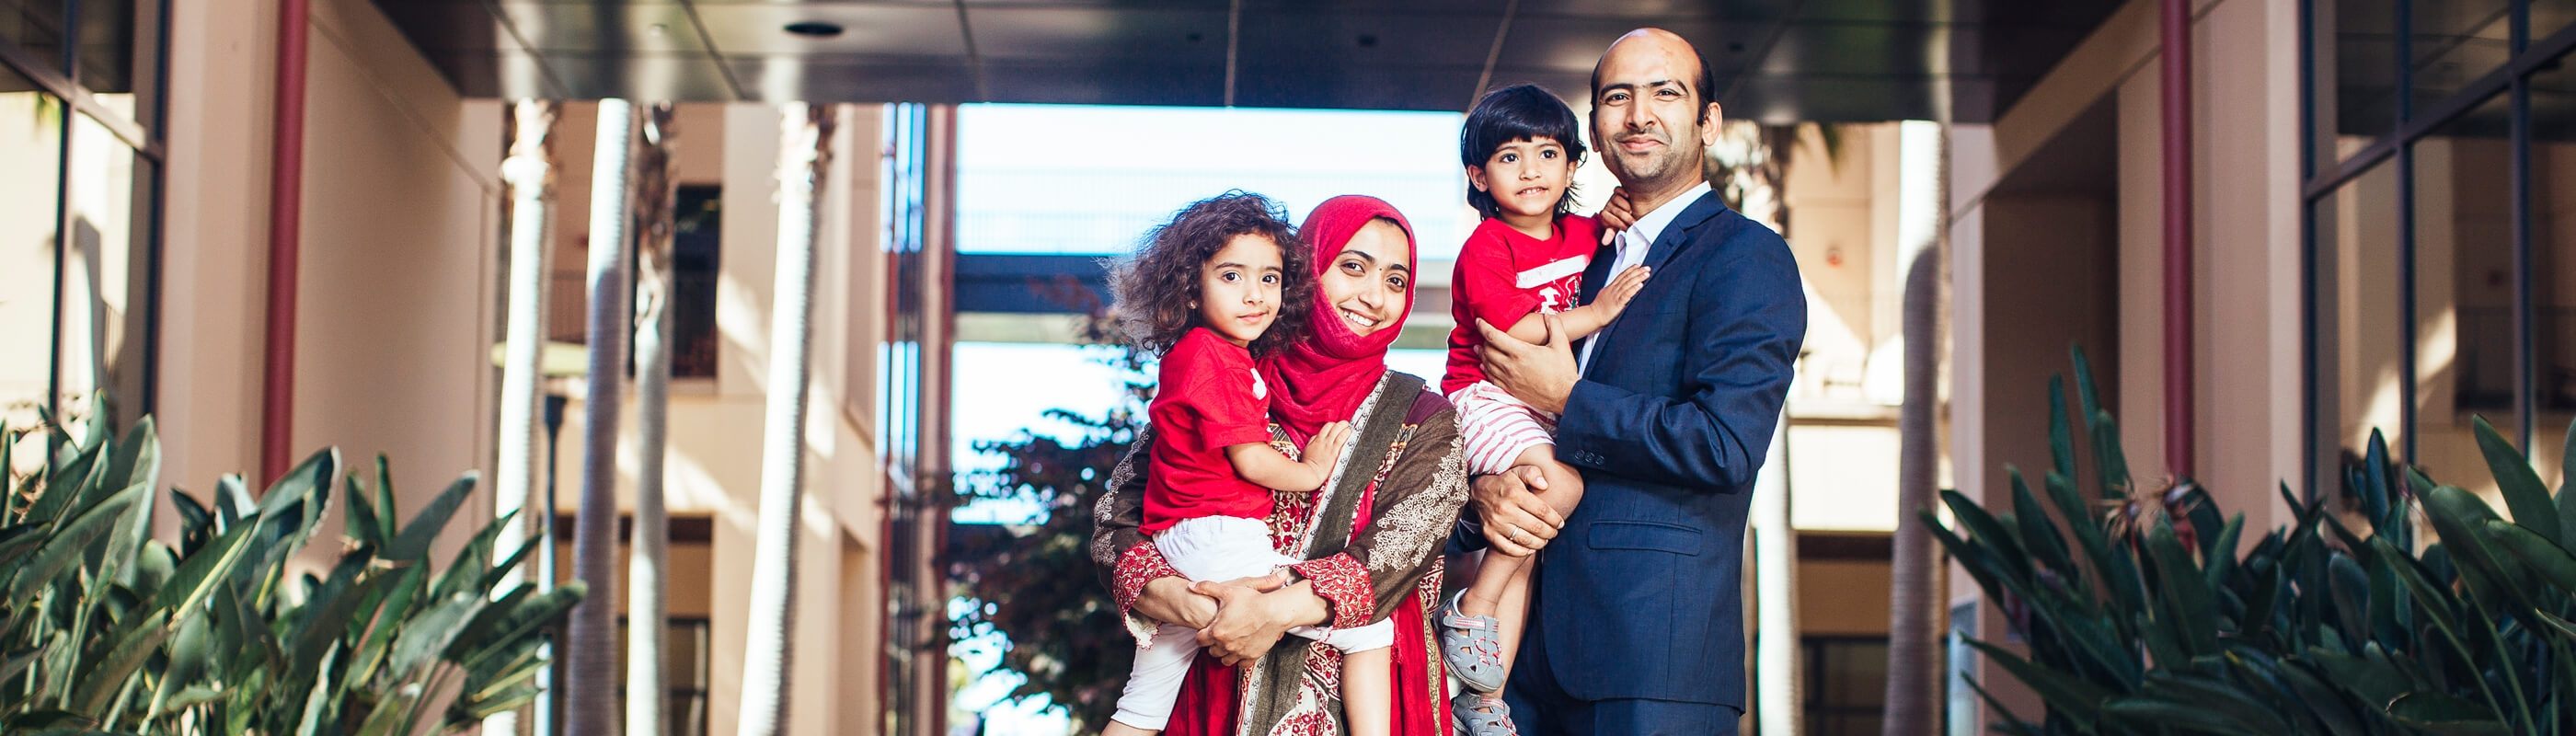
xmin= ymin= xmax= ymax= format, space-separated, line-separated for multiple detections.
xmin=1640 ymin=190 xmax=1730 ymax=273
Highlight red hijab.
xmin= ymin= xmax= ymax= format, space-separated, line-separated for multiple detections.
xmin=1261 ymin=195 xmax=1417 ymax=440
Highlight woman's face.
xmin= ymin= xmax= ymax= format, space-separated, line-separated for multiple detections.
xmin=1316 ymin=218 xmax=1411 ymax=338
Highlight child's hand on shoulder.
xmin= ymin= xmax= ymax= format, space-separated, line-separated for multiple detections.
xmin=1597 ymin=187 xmax=1638 ymax=243
xmin=1299 ymin=421 xmax=1354 ymax=489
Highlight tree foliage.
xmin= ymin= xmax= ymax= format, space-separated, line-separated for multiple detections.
xmin=947 ymin=326 xmax=1148 ymax=731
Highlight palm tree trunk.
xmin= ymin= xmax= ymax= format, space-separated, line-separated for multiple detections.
xmin=1753 ymin=406 xmax=1800 ymax=736
xmin=1883 ymin=121 xmax=1950 ymax=736
xmin=568 ymin=98 xmax=638 ymax=736
xmin=1745 ymin=126 xmax=1800 ymax=736
xmin=737 ymin=102 xmax=835 ymax=736
xmin=489 ymin=98 xmax=560 ymax=736
xmin=625 ymin=101 xmax=680 ymax=736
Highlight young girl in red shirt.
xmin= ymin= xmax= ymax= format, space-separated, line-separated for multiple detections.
xmin=1103 ymin=191 xmax=1391 ymax=736
xmin=1438 ymin=84 xmax=1652 ymax=736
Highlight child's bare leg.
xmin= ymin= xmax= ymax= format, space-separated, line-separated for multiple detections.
xmin=1486 ymin=445 xmax=1583 ymax=678
xmin=1342 ymin=647 xmax=1392 ymax=736
xmin=1104 ymin=722 xmax=1159 ymax=736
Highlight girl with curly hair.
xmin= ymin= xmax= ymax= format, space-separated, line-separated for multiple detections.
xmin=1104 ymin=191 xmax=1390 ymax=736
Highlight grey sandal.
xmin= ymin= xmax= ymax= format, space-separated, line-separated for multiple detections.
xmin=1438 ymin=591 xmax=1508 ymax=694
xmin=1452 ymin=692 xmax=1520 ymax=736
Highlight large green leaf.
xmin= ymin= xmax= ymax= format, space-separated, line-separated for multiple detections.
xmin=387 ymin=473 xmax=479 ymax=562
xmin=144 ymin=515 xmax=258 ymax=620
xmin=2482 ymin=519 xmax=2576 ymax=594
xmin=384 ymin=592 xmax=486 ymax=680
xmin=2009 ymin=468 xmax=2080 ymax=586
xmin=2387 ymin=692 xmax=2510 ymax=736
xmin=2049 ymin=374 xmax=2076 ymax=482
xmin=6 ymin=483 xmax=142 ymax=605
xmin=2559 ymin=416 xmax=2576 ymax=539
xmin=1967 ymin=638 xmax=2113 ymax=720
xmin=2471 ymin=416 xmax=2561 ymax=546
xmin=451 ymin=582 xmax=585 ymax=674
xmin=2419 ymin=485 xmax=2541 ymax=615
xmin=66 ymin=609 xmax=167 ymax=715
xmin=2145 ymin=516 xmax=2219 ymax=657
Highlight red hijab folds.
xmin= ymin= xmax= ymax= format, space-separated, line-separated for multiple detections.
xmin=1261 ymin=195 xmax=1418 ymax=440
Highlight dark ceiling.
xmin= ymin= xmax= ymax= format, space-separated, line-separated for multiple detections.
xmin=374 ymin=0 xmax=2129 ymax=123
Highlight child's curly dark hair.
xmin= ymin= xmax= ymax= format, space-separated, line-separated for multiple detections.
xmin=1108 ymin=191 xmax=1313 ymax=359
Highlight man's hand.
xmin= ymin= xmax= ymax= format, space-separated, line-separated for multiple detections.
xmin=1195 ymin=580 xmax=1312 ymax=666
xmin=1134 ymin=570 xmax=1284 ymax=629
xmin=1472 ymin=466 xmax=1562 ymax=557
xmin=1477 ymin=315 xmax=1580 ymax=414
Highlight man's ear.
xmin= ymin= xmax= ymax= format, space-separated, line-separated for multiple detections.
xmin=1698 ymin=102 xmax=1725 ymax=148
xmin=1466 ymin=166 xmax=1489 ymax=191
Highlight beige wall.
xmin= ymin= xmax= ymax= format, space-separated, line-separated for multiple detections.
xmin=156 ymin=0 xmax=503 ymax=574
xmin=158 ymin=0 xmax=279 ymax=503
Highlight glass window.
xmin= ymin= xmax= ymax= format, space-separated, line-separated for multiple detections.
xmin=78 ymin=0 xmax=160 ymax=130
xmin=2536 ymin=54 xmax=2576 ymax=416
xmin=0 ymin=0 xmax=66 ymax=75
xmin=954 ymin=104 xmax=1471 ymax=261
xmin=2538 ymin=0 xmax=2576 ymax=46
xmin=2411 ymin=93 xmax=2517 ymax=495
xmin=2409 ymin=1 xmax=2513 ymax=112
xmin=1802 ymin=637 xmax=1891 ymax=735
xmin=54 ymin=111 xmax=151 ymax=433
xmin=0 ymin=71 xmax=61 ymax=480
xmin=2317 ymin=159 xmax=2405 ymax=459
xmin=672 ymin=185 xmax=720 ymax=380
xmin=2314 ymin=0 xmax=2400 ymax=171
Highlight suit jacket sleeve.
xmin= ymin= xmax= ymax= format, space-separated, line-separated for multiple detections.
xmin=1553 ymin=226 xmax=1806 ymax=491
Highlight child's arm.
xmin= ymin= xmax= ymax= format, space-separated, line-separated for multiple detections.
xmin=1225 ymin=421 xmax=1353 ymax=491
xmin=1501 ymin=265 xmax=1651 ymax=344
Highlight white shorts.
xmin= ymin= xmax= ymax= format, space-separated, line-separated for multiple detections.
xmin=1112 ymin=515 xmax=1397 ymax=730
xmin=1448 ymin=381 xmax=1558 ymax=476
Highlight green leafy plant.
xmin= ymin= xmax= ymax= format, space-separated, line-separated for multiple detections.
xmin=945 ymin=336 xmax=1146 ymax=731
xmin=1932 ymin=348 xmax=2576 ymax=735
xmin=0 ymin=413 xmax=585 ymax=735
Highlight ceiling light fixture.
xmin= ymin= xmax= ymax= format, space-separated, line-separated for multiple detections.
xmin=784 ymin=21 xmax=845 ymax=38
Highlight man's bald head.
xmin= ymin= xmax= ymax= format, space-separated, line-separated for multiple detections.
xmin=1591 ymin=29 xmax=1716 ymax=122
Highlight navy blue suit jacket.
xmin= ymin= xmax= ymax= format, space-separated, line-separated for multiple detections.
xmin=1526 ymin=193 xmax=1805 ymax=708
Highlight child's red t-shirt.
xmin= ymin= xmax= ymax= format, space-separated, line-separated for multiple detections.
xmin=1144 ymin=327 xmax=1279 ymax=535
xmin=1443 ymin=215 xmax=1601 ymax=395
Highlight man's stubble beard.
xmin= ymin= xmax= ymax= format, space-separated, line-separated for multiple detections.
xmin=1609 ymin=122 xmax=1706 ymax=202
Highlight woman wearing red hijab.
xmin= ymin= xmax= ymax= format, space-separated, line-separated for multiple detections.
xmin=1093 ymin=194 xmax=1468 ymax=735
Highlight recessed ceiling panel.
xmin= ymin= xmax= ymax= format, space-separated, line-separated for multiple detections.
xmin=730 ymin=54 xmax=972 ymax=104
xmin=968 ymin=6 xmax=1227 ymax=63
xmin=541 ymin=52 xmax=740 ymax=101
xmin=1233 ymin=63 xmax=1486 ymax=111
xmin=1513 ymin=0 xmax=1795 ymax=21
xmin=979 ymin=59 xmax=1225 ymax=107
xmin=693 ymin=3 xmax=968 ymax=57
xmin=1236 ymin=10 xmax=1501 ymax=68
xmin=498 ymin=3 xmax=706 ymax=54
xmin=1759 ymin=23 xmax=1964 ymax=77
xmin=375 ymin=2 xmax=512 ymax=53
xmin=1493 ymin=16 xmax=1764 ymax=75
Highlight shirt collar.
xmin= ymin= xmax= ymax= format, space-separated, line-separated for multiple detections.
xmin=1624 ymin=180 xmax=1713 ymax=248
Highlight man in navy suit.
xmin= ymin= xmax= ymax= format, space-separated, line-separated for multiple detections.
xmin=1469 ymin=27 xmax=1807 ymax=735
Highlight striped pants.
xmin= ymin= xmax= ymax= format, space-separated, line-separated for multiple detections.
xmin=1448 ymin=380 xmax=1558 ymax=476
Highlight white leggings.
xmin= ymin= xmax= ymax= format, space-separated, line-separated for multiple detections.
xmin=1110 ymin=515 xmax=1396 ymax=730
